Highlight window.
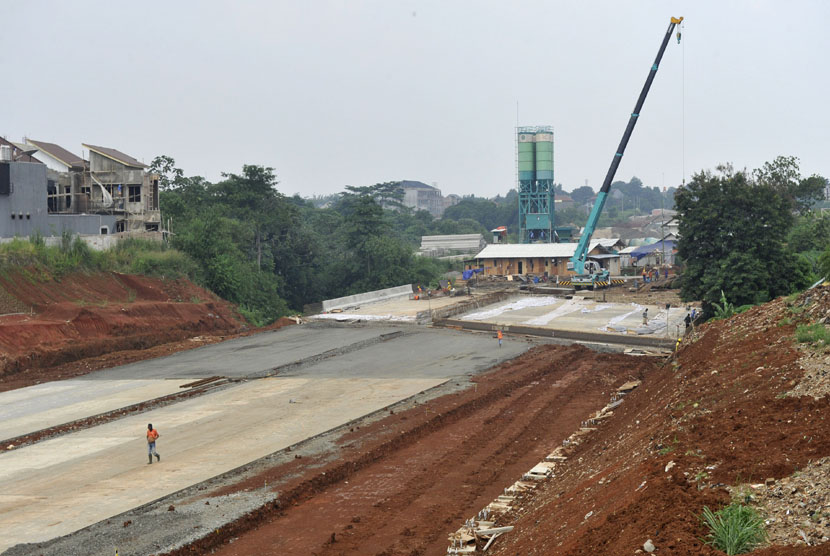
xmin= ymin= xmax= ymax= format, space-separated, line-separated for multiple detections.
xmin=81 ymin=186 xmax=91 ymax=197
xmin=128 ymin=185 xmax=141 ymax=203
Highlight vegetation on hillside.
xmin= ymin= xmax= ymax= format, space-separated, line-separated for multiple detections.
xmin=0 ymin=234 xmax=199 ymax=282
xmin=676 ymin=156 xmax=828 ymax=315
xmin=149 ymin=154 xmax=830 ymax=325
xmin=154 ymin=158 xmax=455 ymax=324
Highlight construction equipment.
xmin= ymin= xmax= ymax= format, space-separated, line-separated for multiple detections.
xmin=568 ymin=16 xmax=684 ymax=289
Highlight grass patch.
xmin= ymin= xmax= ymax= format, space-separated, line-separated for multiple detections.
xmin=0 ymin=236 xmax=200 ymax=282
xmin=701 ymin=503 xmax=767 ymax=555
xmin=795 ymin=323 xmax=830 ymax=347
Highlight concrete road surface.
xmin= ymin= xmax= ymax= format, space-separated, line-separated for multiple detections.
xmin=0 ymin=379 xmax=191 ymax=441
xmin=0 ymin=324 xmax=529 ymax=552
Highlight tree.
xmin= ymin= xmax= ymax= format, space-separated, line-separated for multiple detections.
xmin=675 ymin=163 xmax=797 ymax=314
xmin=569 ymin=186 xmax=594 ymax=206
xmin=212 ymin=165 xmax=291 ymax=269
xmin=149 ymin=155 xmax=185 ymax=191
xmin=753 ymin=156 xmax=826 ymax=215
xmin=787 ymin=213 xmax=830 ymax=253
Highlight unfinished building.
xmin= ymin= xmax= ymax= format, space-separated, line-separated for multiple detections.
xmin=24 ymin=140 xmax=160 ymax=233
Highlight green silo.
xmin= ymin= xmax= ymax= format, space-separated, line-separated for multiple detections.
xmin=517 ymin=126 xmax=554 ymax=244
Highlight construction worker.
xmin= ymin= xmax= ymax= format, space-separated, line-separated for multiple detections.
xmin=146 ymin=423 xmax=161 ymax=464
xmin=497 ymin=329 xmax=503 ymax=348
xmin=642 ymin=308 xmax=648 ymax=325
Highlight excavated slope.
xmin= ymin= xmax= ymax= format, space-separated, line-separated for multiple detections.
xmin=0 ymin=270 xmax=244 ymax=383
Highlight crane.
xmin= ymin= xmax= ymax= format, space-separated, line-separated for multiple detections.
xmin=568 ymin=16 xmax=683 ymax=288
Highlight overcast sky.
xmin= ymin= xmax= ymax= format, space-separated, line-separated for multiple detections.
xmin=2 ymin=1 xmax=827 ymax=198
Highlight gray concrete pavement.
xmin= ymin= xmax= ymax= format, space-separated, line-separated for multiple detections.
xmin=460 ymin=295 xmax=688 ymax=339
xmin=0 ymin=379 xmax=191 ymax=441
xmin=89 ymin=324 xmax=401 ymax=380
xmin=0 ymin=325 xmax=530 ymax=553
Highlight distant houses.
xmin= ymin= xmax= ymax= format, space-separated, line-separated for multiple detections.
xmin=399 ymin=180 xmax=458 ymax=217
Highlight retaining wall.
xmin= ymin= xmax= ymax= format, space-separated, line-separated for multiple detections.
xmin=321 ymin=284 xmax=414 ymax=312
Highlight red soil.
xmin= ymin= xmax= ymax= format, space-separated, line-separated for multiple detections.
xmin=164 ymin=292 xmax=830 ymax=555
xmin=0 ymin=270 xmax=247 ymax=388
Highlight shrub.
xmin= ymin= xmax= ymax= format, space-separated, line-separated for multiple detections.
xmin=711 ymin=290 xmax=736 ymax=320
xmin=795 ymin=323 xmax=830 ymax=347
xmin=701 ymin=503 xmax=767 ymax=555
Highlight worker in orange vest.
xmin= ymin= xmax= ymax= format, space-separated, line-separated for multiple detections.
xmin=146 ymin=423 xmax=161 ymax=464
xmin=497 ymin=330 xmax=503 ymax=348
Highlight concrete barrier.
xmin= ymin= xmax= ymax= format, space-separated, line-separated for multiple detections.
xmin=321 ymin=284 xmax=414 ymax=312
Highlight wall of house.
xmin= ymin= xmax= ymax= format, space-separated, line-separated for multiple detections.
xmin=88 ymin=152 xmax=144 ymax=184
xmin=475 ymin=249 xmax=620 ymax=277
xmin=31 ymin=151 xmax=70 ymax=173
xmin=0 ymin=162 xmax=115 ymax=238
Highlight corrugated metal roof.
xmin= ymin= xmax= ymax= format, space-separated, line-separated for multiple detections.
xmin=475 ymin=240 xmax=612 ymax=259
xmin=420 ymin=234 xmax=485 ymax=251
xmin=83 ymin=143 xmax=148 ymax=168
xmin=594 ymin=238 xmax=623 ymax=248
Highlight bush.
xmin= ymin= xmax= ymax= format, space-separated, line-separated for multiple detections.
xmin=701 ymin=503 xmax=767 ymax=555
xmin=795 ymin=323 xmax=830 ymax=347
xmin=711 ymin=290 xmax=736 ymax=320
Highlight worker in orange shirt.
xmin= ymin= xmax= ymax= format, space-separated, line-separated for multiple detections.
xmin=497 ymin=329 xmax=503 ymax=348
xmin=146 ymin=423 xmax=161 ymax=464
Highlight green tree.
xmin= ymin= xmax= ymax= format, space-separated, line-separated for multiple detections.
xmin=753 ymin=156 xmax=827 ymax=215
xmin=675 ymin=164 xmax=797 ymax=314
xmin=787 ymin=212 xmax=830 ymax=253
xmin=569 ymin=185 xmax=594 ymax=206
xmin=212 ymin=165 xmax=292 ymax=269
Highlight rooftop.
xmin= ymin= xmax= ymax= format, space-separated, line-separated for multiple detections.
xmin=83 ymin=144 xmax=147 ymax=168
xmin=26 ymin=139 xmax=86 ymax=169
xmin=475 ymin=240 xmax=615 ymax=259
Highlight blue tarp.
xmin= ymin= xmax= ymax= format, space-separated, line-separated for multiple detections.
xmin=462 ymin=268 xmax=484 ymax=280
xmin=630 ymin=240 xmax=676 ymax=261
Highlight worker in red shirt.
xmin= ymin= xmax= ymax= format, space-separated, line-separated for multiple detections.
xmin=146 ymin=423 xmax=161 ymax=464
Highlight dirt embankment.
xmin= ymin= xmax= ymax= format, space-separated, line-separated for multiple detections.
xmin=0 ymin=270 xmax=246 ymax=388
xmin=491 ymin=289 xmax=830 ymax=555
xmin=164 ymin=288 xmax=830 ymax=555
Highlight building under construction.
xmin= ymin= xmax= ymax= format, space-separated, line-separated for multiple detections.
xmin=25 ymin=139 xmax=160 ymax=233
